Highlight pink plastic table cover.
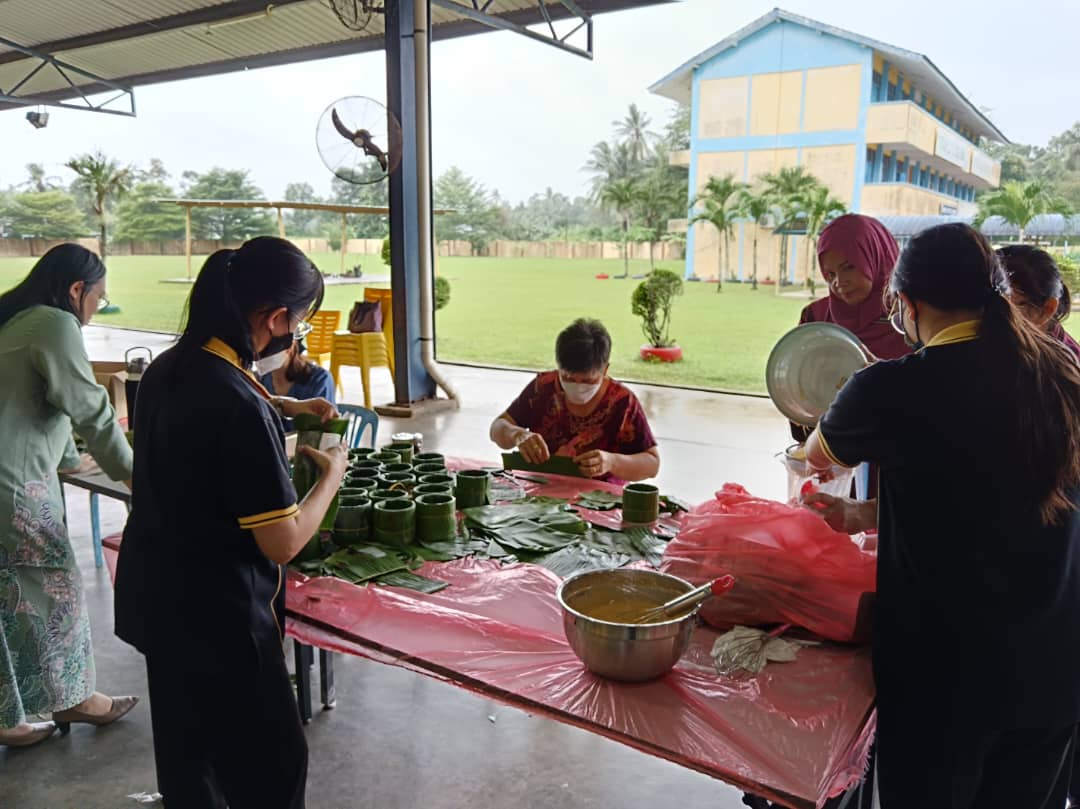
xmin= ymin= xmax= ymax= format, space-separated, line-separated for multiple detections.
xmin=100 ymin=459 xmax=875 ymax=809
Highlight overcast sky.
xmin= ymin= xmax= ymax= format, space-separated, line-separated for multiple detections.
xmin=1 ymin=0 xmax=1076 ymax=203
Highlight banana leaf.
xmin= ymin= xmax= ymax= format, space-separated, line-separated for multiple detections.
xmin=375 ymin=570 xmax=449 ymax=594
xmin=292 ymin=413 xmax=350 ymax=533
xmin=463 ymin=503 xmax=574 ymax=528
xmin=534 ymin=544 xmax=634 ymax=578
xmin=312 ymin=548 xmax=409 ymax=584
xmin=575 ymin=490 xmax=623 ymax=511
xmin=501 ymin=452 xmax=586 ymax=478
xmin=625 ymin=526 xmax=668 ymax=568
xmin=659 ymin=494 xmax=691 ymax=515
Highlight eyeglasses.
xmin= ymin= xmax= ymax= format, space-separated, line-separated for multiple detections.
xmin=888 ymin=299 xmax=905 ymax=335
xmin=96 ymin=294 xmax=111 ymax=312
xmin=294 ymin=320 xmax=313 ymax=340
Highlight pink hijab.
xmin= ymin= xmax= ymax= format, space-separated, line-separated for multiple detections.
xmin=810 ymin=213 xmax=909 ymax=360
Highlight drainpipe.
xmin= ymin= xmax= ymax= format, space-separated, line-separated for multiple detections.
xmin=413 ymin=0 xmax=458 ymax=402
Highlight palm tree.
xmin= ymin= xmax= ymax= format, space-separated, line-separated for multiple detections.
xmin=613 ymin=103 xmax=656 ymax=165
xmin=691 ymin=174 xmax=746 ymax=292
xmin=798 ymin=186 xmax=847 ymax=295
xmin=634 ymin=147 xmax=685 ymax=271
xmin=736 ymin=188 xmax=774 ymax=291
xmin=599 ymin=177 xmax=639 ymax=279
xmin=65 ymin=150 xmax=133 ymax=262
xmin=762 ymin=167 xmax=819 ymax=289
xmin=974 ymin=180 xmax=1072 ymax=243
xmin=584 ymin=140 xmax=635 ymax=197
xmin=22 ymin=163 xmax=60 ymax=193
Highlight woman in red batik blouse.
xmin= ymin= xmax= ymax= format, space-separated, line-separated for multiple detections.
xmin=489 ymin=318 xmax=660 ymax=483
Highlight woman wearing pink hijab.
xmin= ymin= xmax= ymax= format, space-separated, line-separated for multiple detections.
xmin=791 ymin=214 xmax=910 ymax=450
xmin=799 ymin=213 xmax=909 ymax=360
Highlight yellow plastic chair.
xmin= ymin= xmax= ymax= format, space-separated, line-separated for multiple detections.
xmin=306 ymin=310 xmax=341 ymax=368
xmin=363 ymin=288 xmax=394 ymax=367
xmin=330 ymin=331 xmax=395 ymax=409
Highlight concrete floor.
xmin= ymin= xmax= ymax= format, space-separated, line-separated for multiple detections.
xmin=1 ymin=325 xmax=794 ymax=808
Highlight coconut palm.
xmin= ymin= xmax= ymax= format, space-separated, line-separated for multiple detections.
xmin=613 ymin=103 xmax=656 ymax=165
xmin=798 ymin=186 xmax=847 ymax=294
xmin=599 ymin=177 xmax=639 ymax=279
xmin=23 ymin=163 xmax=61 ymax=193
xmin=761 ymin=167 xmax=818 ymax=287
xmin=736 ymin=188 xmax=774 ymax=291
xmin=691 ymin=174 xmax=746 ymax=292
xmin=974 ymin=180 xmax=1072 ymax=243
xmin=65 ymin=150 xmax=133 ymax=262
xmin=584 ymin=140 xmax=635 ymax=197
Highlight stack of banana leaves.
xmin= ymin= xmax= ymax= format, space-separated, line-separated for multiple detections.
xmin=294 ymin=498 xmax=676 ymax=595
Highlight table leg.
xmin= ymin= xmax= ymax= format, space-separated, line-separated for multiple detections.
xmin=293 ymin=642 xmax=313 ymax=725
xmin=89 ymin=493 xmax=103 ymax=569
xmin=319 ymin=649 xmax=336 ymax=710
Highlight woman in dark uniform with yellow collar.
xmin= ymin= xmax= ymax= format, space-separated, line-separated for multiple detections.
xmin=806 ymin=224 xmax=1080 ymax=808
xmin=114 ymin=237 xmax=347 ymax=809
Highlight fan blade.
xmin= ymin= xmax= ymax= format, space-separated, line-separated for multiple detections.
xmin=331 ymin=108 xmax=357 ymax=143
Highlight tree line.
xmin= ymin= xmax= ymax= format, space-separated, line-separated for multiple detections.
xmin=0 ymin=101 xmax=692 ymax=261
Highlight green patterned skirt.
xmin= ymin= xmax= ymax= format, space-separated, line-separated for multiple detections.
xmin=0 ymin=563 xmax=95 ymax=728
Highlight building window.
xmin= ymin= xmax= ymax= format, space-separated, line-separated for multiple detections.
xmin=871 ymin=72 xmax=882 ymax=102
xmin=882 ymin=153 xmax=893 ymax=182
xmin=887 ymin=78 xmax=897 ymax=101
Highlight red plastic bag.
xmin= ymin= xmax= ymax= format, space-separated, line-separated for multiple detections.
xmin=662 ymin=484 xmax=877 ymax=643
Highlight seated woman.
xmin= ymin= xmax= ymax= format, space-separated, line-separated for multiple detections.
xmin=997 ymin=244 xmax=1080 ymax=361
xmin=258 ymin=337 xmax=335 ymax=431
xmin=489 ymin=318 xmax=659 ymax=482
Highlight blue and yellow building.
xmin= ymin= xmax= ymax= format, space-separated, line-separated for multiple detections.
xmin=650 ymin=9 xmax=1006 ymax=282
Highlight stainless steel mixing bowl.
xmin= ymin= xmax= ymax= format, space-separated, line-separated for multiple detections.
xmin=557 ymin=568 xmax=697 ymax=682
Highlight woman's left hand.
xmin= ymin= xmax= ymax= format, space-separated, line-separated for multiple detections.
xmin=575 ymin=449 xmax=613 ymax=478
xmin=281 ymin=397 xmax=340 ymax=423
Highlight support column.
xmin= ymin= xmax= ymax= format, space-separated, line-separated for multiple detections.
xmin=277 ymin=207 xmax=286 ymax=238
xmin=340 ymin=212 xmax=347 ymax=275
xmin=386 ymin=0 xmax=436 ymax=404
xmin=185 ymin=206 xmax=192 ymax=279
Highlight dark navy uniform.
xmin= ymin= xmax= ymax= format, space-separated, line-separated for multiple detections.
xmin=820 ymin=321 xmax=1080 ymax=808
xmin=116 ymin=337 xmax=306 ymax=809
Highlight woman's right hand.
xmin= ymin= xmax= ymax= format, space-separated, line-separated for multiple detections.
xmin=298 ymin=443 xmax=348 ymax=483
xmin=516 ymin=431 xmax=550 ymax=464
xmin=802 ymin=492 xmax=877 ymax=534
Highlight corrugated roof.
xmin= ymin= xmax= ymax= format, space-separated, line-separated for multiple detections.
xmin=877 ymin=214 xmax=1080 ymax=239
xmin=0 ymin=0 xmax=670 ymax=108
xmin=648 ymin=8 xmax=1007 ymax=144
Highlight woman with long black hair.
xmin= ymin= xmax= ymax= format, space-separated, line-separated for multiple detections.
xmin=115 ymin=237 xmax=347 ymax=808
xmin=806 ymin=223 xmax=1080 ymax=808
xmin=0 ymin=244 xmax=136 ymax=748
xmin=998 ymin=244 xmax=1080 ymax=361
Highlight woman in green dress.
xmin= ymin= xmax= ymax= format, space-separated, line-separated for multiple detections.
xmin=0 ymin=244 xmax=138 ymax=747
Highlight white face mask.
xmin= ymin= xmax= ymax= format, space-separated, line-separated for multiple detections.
xmin=254 ymin=351 xmax=288 ymax=376
xmin=561 ymin=379 xmax=603 ymax=405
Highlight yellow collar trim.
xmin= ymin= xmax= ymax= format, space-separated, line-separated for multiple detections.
xmin=202 ymin=337 xmax=241 ymax=368
xmin=201 ymin=338 xmax=272 ymax=400
xmin=925 ymin=320 xmax=980 ymax=349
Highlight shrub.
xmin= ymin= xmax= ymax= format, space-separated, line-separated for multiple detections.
xmin=435 ymin=276 xmax=451 ymax=311
xmin=631 ymin=269 xmax=684 ymax=348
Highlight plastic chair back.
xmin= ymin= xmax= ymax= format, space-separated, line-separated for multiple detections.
xmin=339 ymin=403 xmax=379 ymax=449
xmin=306 ymin=310 xmax=341 ymax=366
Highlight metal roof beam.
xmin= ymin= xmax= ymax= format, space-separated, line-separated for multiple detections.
xmin=0 ymin=35 xmax=134 ymax=115
xmin=429 ymin=0 xmax=593 ymax=59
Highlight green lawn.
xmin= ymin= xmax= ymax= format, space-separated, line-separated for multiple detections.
xmin=0 ymin=252 xmax=836 ymax=393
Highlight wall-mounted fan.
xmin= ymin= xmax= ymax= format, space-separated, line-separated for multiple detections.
xmin=316 ymin=96 xmax=402 ymax=184
xmin=326 ymin=0 xmax=384 ymax=33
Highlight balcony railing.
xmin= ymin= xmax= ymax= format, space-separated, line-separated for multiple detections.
xmin=866 ymin=101 xmax=1000 ymax=188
